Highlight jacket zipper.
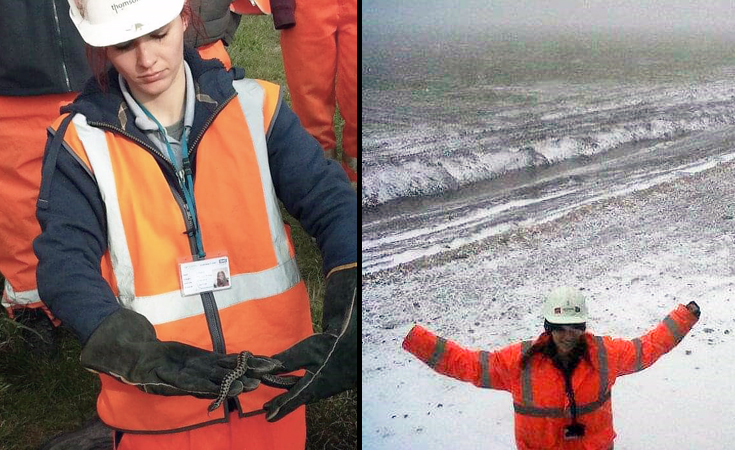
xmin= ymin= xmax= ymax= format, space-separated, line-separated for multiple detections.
xmin=50 ymin=0 xmax=72 ymax=91
xmin=188 ymin=92 xmax=237 ymax=160
xmin=190 ymin=94 xmax=236 ymax=355
xmin=86 ymin=122 xmax=194 ymax=226
xmin=87 ymin=94 xmax=236 ymax=354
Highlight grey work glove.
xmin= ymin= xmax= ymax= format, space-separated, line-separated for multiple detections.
xmin=263 ymin=265 xmax=357 ymax=422
xmin=686 ymin=301 xmax=701 ymax=318
xmin=80 ymin=308 xmax=272 ymax=399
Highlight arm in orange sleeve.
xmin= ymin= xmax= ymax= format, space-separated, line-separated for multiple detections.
xmin=402 ymin=325 xmax=518 ymax=391
xmin=607 ymin=304 xmax=700 ymax=376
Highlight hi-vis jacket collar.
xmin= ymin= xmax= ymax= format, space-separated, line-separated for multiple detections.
xmin=60 ymin=46 xmax=234 ymax=159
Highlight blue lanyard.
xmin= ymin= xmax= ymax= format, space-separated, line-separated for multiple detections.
xmin=139 ymin=104 xmax=206 ymax=259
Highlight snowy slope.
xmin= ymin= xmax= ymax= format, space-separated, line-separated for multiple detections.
xmin=362 ymin=162 xmax=735 ymax=449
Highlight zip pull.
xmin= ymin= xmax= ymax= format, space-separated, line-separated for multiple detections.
xmin=177 ymin=168 xmax=187 ymax=187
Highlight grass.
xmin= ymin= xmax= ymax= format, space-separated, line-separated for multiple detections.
xmin=233 ymin=16 xmax=355 ymax=449
xmin=0 ymin=14 xmax=355 ymax=450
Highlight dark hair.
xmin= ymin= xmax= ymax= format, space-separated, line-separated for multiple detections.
xmin=521 ymin=333 xmax=551 ymax=368
xmin=85 ymin=1 xmax=206 ymax=89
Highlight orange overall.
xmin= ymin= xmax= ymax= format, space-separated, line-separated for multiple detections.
xmin=403 ymin=305 xmax=699 ymax=450
xmin=0 ymin=93 xmax=76 ymax=319
xmin=279 ymin=0 xmax=358 ymax=182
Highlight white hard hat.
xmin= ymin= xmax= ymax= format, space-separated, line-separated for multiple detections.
xmin=68 ymin=0 xmax=185 ymax=47
xmin=542 ymin=287 xmax=588 ymax=324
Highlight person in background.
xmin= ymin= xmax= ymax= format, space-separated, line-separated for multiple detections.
xmin=186 ymin=0 xmax=242 ymax=70
xmin=0 ymin=0 xmax=89 ymax=351
xmin=34 ymin=0 xmax=356 ymax=449
xmin=232 ymin=0 xmax=358 ymax=185
xmin=403 ymin=286 xmax=700 ymax=450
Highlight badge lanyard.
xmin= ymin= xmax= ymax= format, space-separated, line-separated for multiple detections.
xmin=139 ymin=104 xmax=206 ymax=259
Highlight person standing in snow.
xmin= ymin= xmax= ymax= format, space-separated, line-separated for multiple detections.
xmin=402 ymin=286 xmax=700 ymax=450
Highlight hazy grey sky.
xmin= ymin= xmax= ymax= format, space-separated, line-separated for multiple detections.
xmin=364 ymin=0 xmax=735 ymax=33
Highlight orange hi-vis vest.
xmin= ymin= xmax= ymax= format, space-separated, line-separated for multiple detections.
xmin=52 ymin=78 xmax=314 ymax=433
xmin=403 ymin=304 xmax=699 ymax=450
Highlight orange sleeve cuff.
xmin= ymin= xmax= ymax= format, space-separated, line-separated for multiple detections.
xmin=402 ymin=325 xmax=436 ymax=362
xmin=674 ymin=304 xmax=699 ymax=329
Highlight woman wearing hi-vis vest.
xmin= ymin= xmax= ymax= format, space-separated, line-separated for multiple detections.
xmin=33 ymin=1 xmax=357 ymax=449
xmin=403 ymin=287 xmax=700 ymax=450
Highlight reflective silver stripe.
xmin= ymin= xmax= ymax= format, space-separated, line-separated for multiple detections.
xmin=632 ymin=338 xmax=643 ymax=372
xmin=514 ymin=390 xmax=612 ymax=418
xmin=1 ymin=281 xmax=41 ymax=307
xmin=595 ymin=336 xmax=609 ymax=399
xmin=342 ymin=152 xmax=358 ymax=172
xmin=514 ymin=337 xmax=612 ymax=419
xmin=127 ymin=257 xmax=300 ymax=325
xmin=663 ymin=315 xmax=684 ymax=343
xmin=76 ymin=109 xmax=299 ymax=326
xmin=478 ymin=350 xmax=492 ymax=388
xmin=232 ymin=79 xmax=291 ymax=265
xmin=427 ymin=337 xmax=446 ymax=369
xmin=74 ymin=114 xmax=136 ymax=307
xmin=520 ymin=341 xmax=533 ymax=406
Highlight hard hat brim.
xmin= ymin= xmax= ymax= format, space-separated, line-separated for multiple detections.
xmin=543 ymin=314 xmax=587 ymax=325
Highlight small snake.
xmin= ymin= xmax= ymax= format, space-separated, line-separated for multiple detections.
xmin=208 ymin=352 xmax=299 ymax=412
xmin=209 ymin=351 xmax=250 ymax=412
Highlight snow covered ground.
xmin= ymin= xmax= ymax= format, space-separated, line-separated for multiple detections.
xmin=362 ymin=162 xmax=735 ymax=449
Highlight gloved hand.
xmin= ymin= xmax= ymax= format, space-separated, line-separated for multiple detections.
xmin=263 ymin=264 xmax=357 ymax=422
xmin=686 ymin=301 xmax=701 ymax=318
xmin=80 ymin=308 xmax=276 ymax=398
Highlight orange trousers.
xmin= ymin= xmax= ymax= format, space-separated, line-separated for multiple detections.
xmin=115 ymin=408 xmax=305 ymax=450
xmin=280 ymin=0 xmax=357 ymax=182
xmin=0 ymin=42 xmax=231 ymax=317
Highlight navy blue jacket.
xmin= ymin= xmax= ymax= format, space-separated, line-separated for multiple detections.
xmin=0 ymin=0 xmax=238 ymax=96
xmin=33 ymin=48 xmax=357 ymax=343
xmin=0 ymin=0 xmax=90 ymax=96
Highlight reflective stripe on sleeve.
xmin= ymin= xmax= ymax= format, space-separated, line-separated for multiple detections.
xmin=520 ymin=341 xmax=533 ymax=406
xmin=663 ymin=315 xmax=684 ymax=344
xmin=632 ymin=337 xmax=643 ymax=372
xmin=427 ymin=336 xmax=447 ymax=369
xmin=478 ymin=350 xmax=492 ymax=388
xmin=1 ymin=281 xmax=41 ymax=307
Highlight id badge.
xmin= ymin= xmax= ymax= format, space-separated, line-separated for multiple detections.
xmin=178 ymin=255 xmax=232 ymax=296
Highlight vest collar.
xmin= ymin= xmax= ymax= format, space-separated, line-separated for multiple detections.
xmin=61 ymin=46 xmax=237 ymax=151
